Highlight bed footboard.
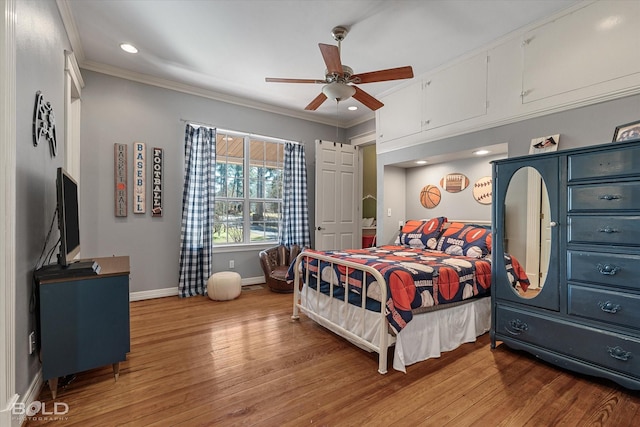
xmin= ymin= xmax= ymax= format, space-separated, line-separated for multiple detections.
xmin=291 ymin=250 xmax=396 ymax=374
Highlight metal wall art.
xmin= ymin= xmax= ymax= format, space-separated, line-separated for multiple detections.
xmin=33 ymin=91 xmax=58 ymax=157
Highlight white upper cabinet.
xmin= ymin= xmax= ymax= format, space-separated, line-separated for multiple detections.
xmin=375 ymin=1 xmax=640 ymax=154
xmin=422 ymin=52 xmax=488 ymax=130
xmin=376 ymin=80 xmax=422 ymax=144
xmin=522 ymin=1 xmax=640 ymax=103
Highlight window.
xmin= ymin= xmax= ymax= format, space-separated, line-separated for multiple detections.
xmin=214 ymin=130 xmax=284 ymax=245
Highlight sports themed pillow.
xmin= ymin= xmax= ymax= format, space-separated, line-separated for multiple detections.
xmin=435 ymin=222 xmax=492 ymax=258
xmin=398 ymin=217 xmax=447 ymax=249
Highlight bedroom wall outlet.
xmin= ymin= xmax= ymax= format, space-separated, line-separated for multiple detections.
xmin=28 ymin=331 xmax=36 ymax=355
xmin=387 ymin=208 xmax=391 ymax=217
xmin=229 ymin=260 xmax=235 ymax=269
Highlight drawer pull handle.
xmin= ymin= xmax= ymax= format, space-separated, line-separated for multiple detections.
xmin=599 ymin=194 xmax=620 ymax=201
xmin=598 ymin=301 xmax=621 ymax=313
xmin=607 ymin=346 xmax=631 ymax=362
xmin=597 ymin=264 xmax=620 ymax=275
xmin=506 ymin=319 xmax=528 ymax=335
xmin=598 ymin=227 xmax=618 ymax=234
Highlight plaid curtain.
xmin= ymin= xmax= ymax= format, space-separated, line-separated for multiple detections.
xmin=178 ymin=125 xmax=216 ymax=297
xmin=279 ymin=142 xmax=311 ymax=247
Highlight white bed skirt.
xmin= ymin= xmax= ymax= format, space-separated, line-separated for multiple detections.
xmin=299 ymin=284 xmax=491 ymax=373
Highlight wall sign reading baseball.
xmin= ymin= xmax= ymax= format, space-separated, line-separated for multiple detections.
xmin=152 ymin=147 xmax=163 ymax=217
xmin=420 ymin=184 xmax=441 ymax=209
xmin=134 ymin=142 xmax=146 ymax=214
xmin=440 ymin=173 xmax=469 ymax=193
xmin=472 ymin=176 xmax=493 ymax=205
xmin=114 ymin=143 xmax=128 ymax=217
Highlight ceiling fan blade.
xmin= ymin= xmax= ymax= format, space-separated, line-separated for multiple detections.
xmin=265 ymin=77 xmax=325 ymax=84
xmin=305 ymin=93 xmax=328 ymax=110
xmin=351 ymin=66 xmax=414 ymax=84
xmin=353 ymin=86 xmax=384 ymax=111
xmin=319 ymin=43 xmax=343 ymax=75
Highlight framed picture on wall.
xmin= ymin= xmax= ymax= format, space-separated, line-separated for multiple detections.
xmin=529 ymin=134 xmax=559 ymax=154
xmin=612 ymin=120 xmax=640 ymax=142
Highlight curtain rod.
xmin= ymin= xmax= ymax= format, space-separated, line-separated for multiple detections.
xmin=179 ymin=118 xmax=302 ymax=146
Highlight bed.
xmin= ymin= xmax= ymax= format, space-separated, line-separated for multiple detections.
xmin=290 ymin=218 xmax=529 ymax=373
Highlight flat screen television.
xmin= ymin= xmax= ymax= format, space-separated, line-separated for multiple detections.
xmin=56 ymin=167 xmax=81 ymax=267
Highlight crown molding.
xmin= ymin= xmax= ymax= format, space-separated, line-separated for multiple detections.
xmin=81 ymin=59 xmax=362 ymax=128
xmin=56 ymin=0 xmax=85 ymax=63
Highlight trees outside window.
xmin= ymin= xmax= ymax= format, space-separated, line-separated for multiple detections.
xmin=214 ymin=132 xmax=284 ymax=245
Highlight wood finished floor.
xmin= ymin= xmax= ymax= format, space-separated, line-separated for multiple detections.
xmin=27 ymin=286 xmax=640 ymax=426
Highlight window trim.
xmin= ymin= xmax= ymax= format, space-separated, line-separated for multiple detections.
xmin=213 ymin=129 xmax=287 ymax=246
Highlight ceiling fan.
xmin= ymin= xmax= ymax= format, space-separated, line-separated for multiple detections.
xmin=265 ymin=26 xmax=414 ymax=111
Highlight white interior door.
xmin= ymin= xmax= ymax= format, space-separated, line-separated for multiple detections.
xmin=315 ymin=140 xmax=359 ymax=250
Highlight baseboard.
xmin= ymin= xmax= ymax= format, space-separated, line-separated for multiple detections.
xmin=129 ymin=287 xmax=178 ymax=301
xmin=0 ymin=393 xmax=19 ymax=427
xmin=1 ymin=370 xmax=42 ymax=427
xmin=128 ymin=276 xmax=264 ymax=301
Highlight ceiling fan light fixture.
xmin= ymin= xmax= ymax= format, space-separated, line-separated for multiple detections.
xmin=322 ymin=82 xmax=356 ymax=101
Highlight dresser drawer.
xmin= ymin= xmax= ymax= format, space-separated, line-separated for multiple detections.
xmin=569 ymin=182 xmax=640 ymax=212
xmin=568 ymin=216 xmax=640 ymax=246
xmin=568 ymin=284 xmax=640 ymax=330
xmin=495 ymin=305 xmax=640 ymax=379
xmin=568 ymin=146 xmax=640 ymax=181
xmin=567 ymin=251 xmax=640 ymax=291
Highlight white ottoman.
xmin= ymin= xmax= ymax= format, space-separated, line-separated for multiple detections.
xmin=207 ymin=271 xmax=241 ymax=301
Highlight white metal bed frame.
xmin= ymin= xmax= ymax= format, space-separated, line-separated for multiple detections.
xmin=292 ymin=251 xmax=395 ymax=374
xmin=291 ymin=220 xmax=492 ymax=374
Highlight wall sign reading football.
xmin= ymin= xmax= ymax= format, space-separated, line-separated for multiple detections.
xmin=420 ymin=185 xmax=441 ymax=209
xmin=440 ymin=173 xmax=469 ymax=193
xmin=472 ymin=176 xmax=493 ymax=205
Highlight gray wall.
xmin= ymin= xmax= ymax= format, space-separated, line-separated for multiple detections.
xmin=405 ymin=153 xmax=505 ymax=222
xmin=80 ymin=71 xmax=345 ymax=292
xmin=15 ymin=0 xmax=71 ymax=400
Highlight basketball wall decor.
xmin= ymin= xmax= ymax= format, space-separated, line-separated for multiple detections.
xmin=472 ymin=176 xmax=493 ymax=205
xmin=440 ymin=173 xmax=469 ymax=193
xmin=420 ymin=184 xmax=441 ymax=209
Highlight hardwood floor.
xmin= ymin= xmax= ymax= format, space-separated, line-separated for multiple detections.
xmin=27 ymin=286 xmax=640 ymax=426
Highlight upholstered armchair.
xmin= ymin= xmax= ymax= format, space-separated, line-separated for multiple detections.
xmin=259 ymin=244 xmax=303 ymax=293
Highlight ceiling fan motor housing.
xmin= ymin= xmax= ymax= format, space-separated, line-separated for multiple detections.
xmin=331 ymin=26 xmax=348 ymax=42
xmin=325 ymin=65 xmax=354 ymax=83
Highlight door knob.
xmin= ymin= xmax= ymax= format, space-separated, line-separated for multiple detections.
xmin=316 ymin=226 xmax=324 ymax=231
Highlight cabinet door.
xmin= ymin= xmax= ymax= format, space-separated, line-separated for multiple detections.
xmin=376 ymin=80 xmax=422 ymax=144
xmin=522 ymin=1 xmax=640 ymax=104
xmin=493 ymin=156 xmax=560 ymax=311
xmin=422 ymin=52 xmax=488 ymax=129
xmin=39 ymin=275 xmax=130 ymax=380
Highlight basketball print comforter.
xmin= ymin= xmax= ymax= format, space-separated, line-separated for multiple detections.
xmin=292 ymin=246 xmax=529 ymax=334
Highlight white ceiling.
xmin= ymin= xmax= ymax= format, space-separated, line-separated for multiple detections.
xmin=62 ymin=0 xmax=578 ymax=128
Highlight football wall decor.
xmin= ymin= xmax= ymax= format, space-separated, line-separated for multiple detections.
xmin=440 ymin=173 xmax=469 ymax=193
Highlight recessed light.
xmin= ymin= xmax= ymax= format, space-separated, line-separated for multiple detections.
xmin=473 ymin=149 xmax=490 ymax=155
xmin=348 ymin=106 xmax=358 ymax=111
xmin=120 ymin=43 xmax=138 ymax=54
xmin=416 ymin=160 xmax=427 ymax=165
